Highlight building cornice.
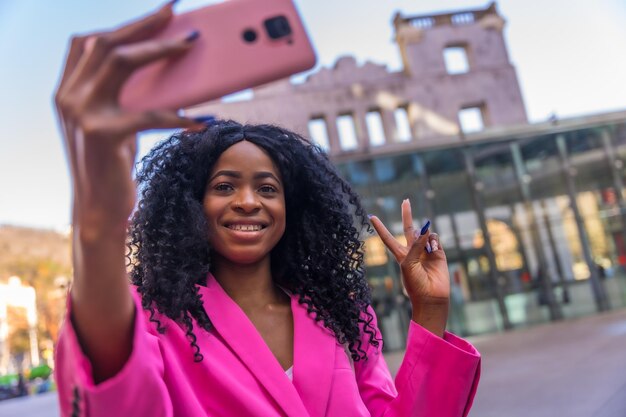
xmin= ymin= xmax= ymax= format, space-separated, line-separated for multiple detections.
xmin=331 ymin=108 xmax=626 ymax=163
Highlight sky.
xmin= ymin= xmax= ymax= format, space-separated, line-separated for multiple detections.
xmin=1 ymin=0 xmax=625 ymax=231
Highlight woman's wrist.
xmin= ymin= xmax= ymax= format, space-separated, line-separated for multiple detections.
xmin=76 ymin=212 xmax=129 ymax=244
xmin=410 ymin=297 xmax=449 ymax=338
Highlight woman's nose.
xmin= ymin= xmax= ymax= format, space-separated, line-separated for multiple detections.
xmin=233 ymin=189 xmax=261 ymax=211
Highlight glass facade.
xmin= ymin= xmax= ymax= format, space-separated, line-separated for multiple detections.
xmin=336 ymin=119 xmax=626 ymax=349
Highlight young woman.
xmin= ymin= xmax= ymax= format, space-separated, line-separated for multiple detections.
xmin=54 ymin=3 xmax=480 ymax=416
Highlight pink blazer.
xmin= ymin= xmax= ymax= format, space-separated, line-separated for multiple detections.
xmin=55 ymin=275 xmax=480 ymax=417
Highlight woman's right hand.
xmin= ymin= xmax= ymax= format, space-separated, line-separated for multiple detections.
xmin=55 ymin=1 xmax=202 ymax=241
xmin=54 ymin=2 xmax=204 ymax=383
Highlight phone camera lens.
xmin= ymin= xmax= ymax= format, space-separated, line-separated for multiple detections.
xmin=242 ymin=29 xmax=257 ymax=43
xmin=264 ymin=16 xmax=292 ymax=39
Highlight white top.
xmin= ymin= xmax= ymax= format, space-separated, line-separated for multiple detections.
xmin=278 ymin=286 xmax=294 ymax=382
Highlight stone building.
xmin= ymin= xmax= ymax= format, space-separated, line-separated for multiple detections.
xmin=189 ymin=2 xmax=527 ymax=155
xmin=186 ymin=3 xmax=626 ymax=347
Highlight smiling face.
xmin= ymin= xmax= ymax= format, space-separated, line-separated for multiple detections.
xmin=202 ymin=141 xmax=286 ymax=266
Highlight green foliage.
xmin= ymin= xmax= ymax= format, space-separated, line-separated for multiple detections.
xmin=28 ymin=364 xmax=52 ymax=380
xmin=0 ymin=364 xmax=52 ymax=386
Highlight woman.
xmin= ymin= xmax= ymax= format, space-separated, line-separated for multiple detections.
xmin=54 ymin=3 xmax=480 ymax=416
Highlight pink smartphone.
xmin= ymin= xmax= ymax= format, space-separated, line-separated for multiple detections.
xmin=120 ymin=0 xmax=316 ymax=111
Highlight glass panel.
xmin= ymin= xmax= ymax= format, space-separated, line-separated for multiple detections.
xmin=521 ymin=132 xmax=617 ymax=318
xmin=372 ymin=158 xmax=396 ymax=183
xmin=472 ymin=143 xmax=532 ymax=308
xmin=473 ymin=141 xmax=552 ymax=327
xmin=421 ymin=147 xmax=504 ymax=333
xmin=612 ymin=123 xmax=626 ymax=178
xmin=341 ymin=120 xmax=626 ymax=345
xmin=364 ymin=236 xmax=388 ymax=267
xmin=422 ymin=148 xmax=472 ymax=214
xmin=372 ymin=155 xmax=415 ymax=184
xmin=340 ymin=160 xmax=371 ymax=186
xmin=567 ymin=129 xmax=626 ymax=309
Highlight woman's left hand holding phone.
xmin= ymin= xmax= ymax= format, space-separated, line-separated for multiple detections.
xmin=54 ymin=1 xmax=204 ymax=383
xmin=56 ymin=0 xmax=204 ymax=236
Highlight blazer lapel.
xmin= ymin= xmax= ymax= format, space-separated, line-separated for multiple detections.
xmin=198 ymin=275 xmax=310 ymax=417
xmin=291 ymin=295 xmax=336 ymax=417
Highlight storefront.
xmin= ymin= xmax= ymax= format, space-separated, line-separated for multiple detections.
xmin=335 ymin=113 xmax=626 ymax=349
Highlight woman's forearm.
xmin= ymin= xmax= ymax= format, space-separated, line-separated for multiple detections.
xmin=410 ymin=297 xmax=449 ymax=338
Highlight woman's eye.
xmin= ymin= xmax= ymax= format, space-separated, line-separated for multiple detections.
xmin=214 ymin=183 xmax=233 ymax=191
xmin=259 ymin=185 xmax=277 ymax=193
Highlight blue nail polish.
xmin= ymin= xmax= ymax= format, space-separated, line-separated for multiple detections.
xmin=367 ymin=214 xmax=373 ymax=219
xmin=425 ymin=243 xmax=432 ymax=253
xmin=185 ymin=30 xmax=201 ymax=43
xmin=192 ymin=115 xmax=216 ymax=125
xmin=420 ymin=220 xmax=431 ymax=236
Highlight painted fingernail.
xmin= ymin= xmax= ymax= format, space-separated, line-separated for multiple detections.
xmin=185 ymin=30 xmax=201 ymax=43
xmin=431 ymin=241 xmax=439 ymax=251
xmin=425 ymin=242 xmax=432 ymax=253
xmin=420 ymin=220 xmax=431 ymax=236
xmin=163 ymin=0 xmax=179 ymax=9
xmin=367 ymin=214 xmax=373 ymax=219
xmin=192 ymin=115 xmax=216 ymax=125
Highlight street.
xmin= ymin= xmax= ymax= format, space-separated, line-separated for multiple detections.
xmin=0 ymin=392 xmax=58 ymax=417
xmin=386 ymin=307 xmax=626 ymax=417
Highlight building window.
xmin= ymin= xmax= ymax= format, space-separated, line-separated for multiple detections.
xmin=443 ymin=45 xmax=470 ymax=74
xmin=411 ymin=17 xmax=434 ymax=29
xmin=458 ymin=105 xmax=486 ymax=133
xmin=308 ymin=117 xmax=330 ymax=150
xmin=365 ymin=110 xmax=386 ymax=146
xmin=336 ymin=114 xmax=359 ymax=151
xmin=394 ymin=106 xmax=412 ymax=142
xmin=451 ymin=13 xmax=474 ymax=26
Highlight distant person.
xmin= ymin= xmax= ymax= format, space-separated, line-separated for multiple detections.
xmin=449 ymin=268 xmax=468 ymax=336
xmin=53 ymin=3 xmax=480 ymax=416
xmin=16 ymin=373 xmax=28 ymax=397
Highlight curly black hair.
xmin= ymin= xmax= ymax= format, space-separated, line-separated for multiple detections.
xmin=127 ymin=120 xmax=379 ymax=362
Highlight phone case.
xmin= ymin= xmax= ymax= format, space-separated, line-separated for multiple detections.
xmin=120 ymin=0 xmax=316 ymax=111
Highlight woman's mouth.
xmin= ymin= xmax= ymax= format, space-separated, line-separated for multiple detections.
xmin=225 ymin=223 xmax=267 ymax=232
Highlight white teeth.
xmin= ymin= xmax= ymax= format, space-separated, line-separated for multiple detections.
xmin=229 ymin=224 xmax=262 ymax=231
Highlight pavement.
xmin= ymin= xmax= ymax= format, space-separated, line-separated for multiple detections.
xmin=0 ymin=392 xmax=58 ymax=417
xmin=1 ymin=307 xmax=625 ymax=417
xmin=386 ymin=307 xmax=626 ymax=417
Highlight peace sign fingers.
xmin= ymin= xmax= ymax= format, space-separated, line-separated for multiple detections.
xmin=368 ymin=214 xmax=407 ymax=263
xmin=369 ymin=199 xmax=426 ymax=264
xmin=402 ymin=199 xmax=417 ymax=248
